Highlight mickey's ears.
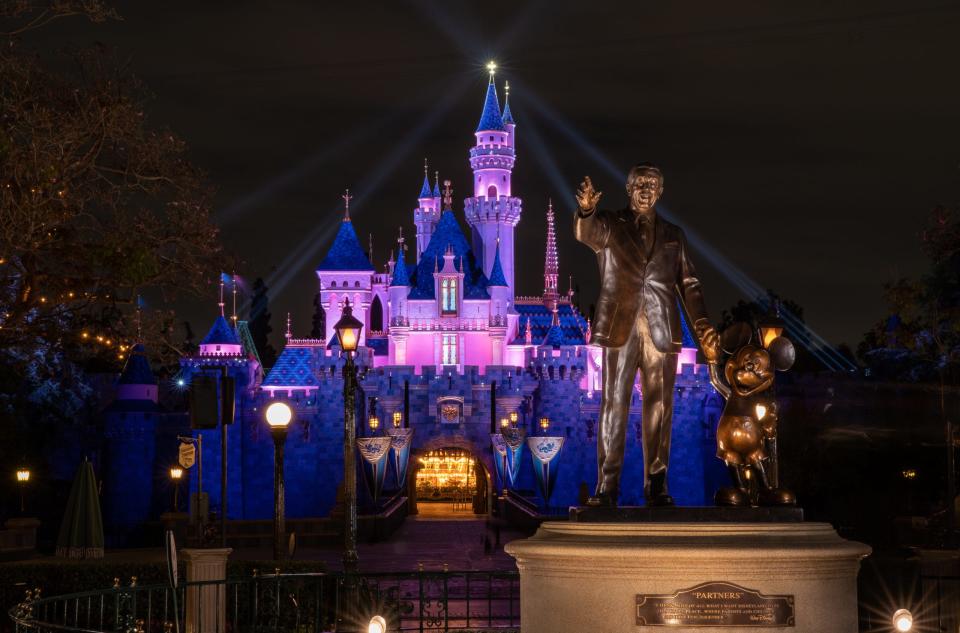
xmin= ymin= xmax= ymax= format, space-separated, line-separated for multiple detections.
xmin=720 ymin=322 xmax=753 ymax=354
xmin=768 ymin=336 xmax=796 ymax=371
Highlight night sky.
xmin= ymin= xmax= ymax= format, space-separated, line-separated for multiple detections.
xmin=35 ymin=1 xmax=960 ymax=351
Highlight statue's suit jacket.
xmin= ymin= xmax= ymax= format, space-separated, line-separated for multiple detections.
xmin=574 ymin=207 xmax=708 ymax=353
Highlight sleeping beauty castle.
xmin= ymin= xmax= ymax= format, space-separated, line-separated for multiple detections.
xmin=96 ymin=69 xmax=724 ymax=543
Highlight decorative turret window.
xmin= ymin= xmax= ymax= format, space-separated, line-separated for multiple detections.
xmin=441 ymin=278 xmax=457 ymax=316
xmin=442 ymin=334 xmax=458 ymax=365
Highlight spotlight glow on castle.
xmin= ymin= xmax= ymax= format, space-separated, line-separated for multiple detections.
xmin=98 ymin=68 xmax=723 ymax=541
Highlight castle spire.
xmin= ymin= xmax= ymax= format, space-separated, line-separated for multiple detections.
xmin=286 ymin=312 xmax=292 ymax=341
xmin=419 ymin=159 xmax=432 ymax=198
xmin=218 ymin=275 xmax=225 ymax=317
xmin=476 ymin=63 xmax=504 ymax=132
xmin=442 ymin=179 xmax=453 ymax=211
xmin=342 ymin=188 xmax=353 ymax=221
xmin=433 ymin=170 xmax=441 ymax=198
xmin=231 ymin=274 xmax=238 ymax=324
xmin=488 ymin=237 xmax=508 ymax=287
xmin=543 ymin=199 xmax=559 ymax=311
xmin=502 ymin=81 xmax=515 ymax=125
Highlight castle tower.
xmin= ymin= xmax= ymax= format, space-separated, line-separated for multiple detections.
xmin=464 ymin=64 xmax=522 ymax=296
xmin=488 ymin=238 xmax=510 ymax=364
xmin=543 ymin=199 xmax=559 ymax=312
xmin=388 ymin=229 xmax=411 ymax=363
xmin=316 ymin=190 xmax=375 ymax=346
xmin=102 ymin=343 xmax=158 ymax=545
xmin=414 ymin=160 xmax=441 ymax=256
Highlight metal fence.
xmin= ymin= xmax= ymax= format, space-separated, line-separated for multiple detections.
xmin=9 ymin=570 xmax=520 ymax=633
xmin=919 ymin=575 xmax=960 ymax=633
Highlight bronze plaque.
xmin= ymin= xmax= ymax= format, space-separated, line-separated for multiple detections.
xmin=636 ymin=582 xmax=795 ymax=627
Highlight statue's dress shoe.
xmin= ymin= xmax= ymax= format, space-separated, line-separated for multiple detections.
xmin=586 ymin=491 xmax=617 ymax=507
xmin=715 ymin=487 xmax=751 ymax=506
xmin=759 ymin=487 xmax=796 ymax=506
xmin=646 ymin=492 xmax=675 ymax=507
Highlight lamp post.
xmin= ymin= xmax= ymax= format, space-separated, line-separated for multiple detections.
xmin=265 ymin=401 xmax=292 ymax=561
xmin=392 ymin=412 xmax=402 ymax=428
xmin=15 ymin=468 xmax=30 ymax=514
xmin=169 ymin=467 xmax=184 ymax=512
xmin=334 ymin=299 xmax=363 ymax=576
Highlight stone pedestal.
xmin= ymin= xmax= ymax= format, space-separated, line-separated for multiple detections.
xmin=181 ymin=548 xmax=232 ymax=633
xmin=505 ymin=521 xmax=870 ymax=633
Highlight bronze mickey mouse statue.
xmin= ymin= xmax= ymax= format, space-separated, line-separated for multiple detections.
xmin=707 ymin=322 xmax=796 ymax=506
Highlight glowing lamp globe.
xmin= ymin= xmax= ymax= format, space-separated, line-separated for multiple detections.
xmin=892 ymin=609 xmax=913 ymax=632
xmin=369 ymin=415 xmax=380 ymax=431
xmin=500 ymin=418 xmax=509 ymax=429
xmin=15 ymin=469 xmax=30 ymax=483
xmin=368 ymin=615 xmax=387 ymax=633
xmin=509 ymin=412 xmax=518 ymax=425
xmin=334 ymin=299 xmax=363 ymax=353
xmin=539 ymin=417 xmax=550 ymax=431
xmin=392 ymin=412 xmax=402 ymax=428
xmin=169 ymin=467 xmax=184 ymax=481
xmin=265 ymin=401 xmax=293 ymax=428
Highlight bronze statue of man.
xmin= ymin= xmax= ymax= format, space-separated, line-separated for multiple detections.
xmin=575 ymin=164 xmax=720 ymax=507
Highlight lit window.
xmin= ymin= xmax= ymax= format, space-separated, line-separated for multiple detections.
xmin=441 ymin=278 xmax=457 ymax=315
xmin=442 ymin=334 xmax=458 ymax=365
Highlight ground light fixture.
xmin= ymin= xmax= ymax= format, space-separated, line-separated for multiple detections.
xmin=892 ymin=608 xmax=913 ymax=632
xmin=368 ymin=615 xmax=387 ymax=633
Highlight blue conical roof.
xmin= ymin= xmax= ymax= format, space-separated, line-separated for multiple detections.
xmin=201 ymin=315 xmax=241 ymax=346
xmin=544 ymin=323 xmax=566 ymax=348
xmin=476 ymin=82 xmax=505 ymax=132
xmin=432 ymin=179 xmax=441 ymax=197
xmin=502 ymin=97 xmax=515 ymax=125
xmin=118 ymin=343 xmax=156 ymax=385
xmin=419 ymin=174 xmax=432 ymax=199
xmin=408 ymin=211 xmax=489 ymax=300
xmin=391 ymin=249 xmax=410 ymax=287
xmin=316 ymin=220 xmax=374 ymax=271
xmin=488 ymin=241 xmax=507 ymax=287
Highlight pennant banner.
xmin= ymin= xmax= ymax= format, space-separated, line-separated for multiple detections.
xmin=502 ymin=427 xmax=526 ymax=487
xmin=356 ymin=437 xmax=393 ymax=502
xmin=490 ymin=434 xmax=509 ymax=492
xmin=527 ymin=436 xmax=565 ymax=504
xmin=386 ymin=427 xmax=414 ymax=489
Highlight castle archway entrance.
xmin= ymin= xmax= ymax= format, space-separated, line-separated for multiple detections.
xmin=410 ymin=447 xmax=490 ymax=518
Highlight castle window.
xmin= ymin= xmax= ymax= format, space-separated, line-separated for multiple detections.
xmin=487 ymin=185 xmax=497 ymax=199
xmin=489 ymin=135 xmax=494 ymax=141
xmin=331 ymin=281 xmax=337 ymax=288
xmin=355 ymin=281 xmax=360 ymax=288
xmin=442 ymin=334 xmax=458 ymax=365
xmin=441 ymin=278 xmax=457 ymax=315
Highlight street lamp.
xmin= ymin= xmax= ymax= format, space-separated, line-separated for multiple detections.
xmin=539 ymin=417 xmax=550 ymax=433
xmin=334 ymin=299 xmax=363 ymax=576
xmin=169 ymin=467 xmax=184 ymax=512
xmin=392 ymin=412 xmax=402 ymax=428
xmin=509 ymin=411 xmax=518 ymax=427
xmin=368 ymin=415 xmax=380 ymax=433
xmin=500 ymin=418 xmax=510 ymax=430
xmin=265 ymin=401 xmax=292 ymax=561
xmin=758 ymin=301 xmax=784 ymax=349
xmin=15 ymin=468 xmax=30 ymax=514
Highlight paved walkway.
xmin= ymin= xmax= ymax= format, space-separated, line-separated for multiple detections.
xmin=46 ymin=516 xmax=528 ymax=574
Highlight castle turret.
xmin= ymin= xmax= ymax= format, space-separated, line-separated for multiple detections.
xmin=316 ymin=190 xmax=375 ymax=347
xmin=543 ymin=199 xmax=559 ymax=312
xmin=464 ymin=64 xmax=522 ymax=297
xmin=488 ymin=239 xmax=510 ymax=364
xmin=414 ymin=160 xmax=441 ymax=256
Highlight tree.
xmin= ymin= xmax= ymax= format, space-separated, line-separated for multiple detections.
xmin=248 ymin=278 xmax=277 ymax=368
xmin=311 ymin=292 xmax=325 ymax=340
xmin=859 ymin=207 xmax=960 ymax=382
xmin=0 ymin=2 xmax=227 ymax=373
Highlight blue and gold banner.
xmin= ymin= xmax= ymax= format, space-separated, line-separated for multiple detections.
xmin=528 ymin=436 xmax=565 ymax=504
xmin=386 ymin=428 xmax=414 ymax=489
xmin=356 ymin=437 xmax=393 ymax=502
xmin=502 ymin=427 xmax=526 ymax=487
xmin=490 ymin=434 xmax=509 ymax=492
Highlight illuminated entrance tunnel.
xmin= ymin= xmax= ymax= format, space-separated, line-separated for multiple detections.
xmin=411 ymin=448 xmax=490 ymax=516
